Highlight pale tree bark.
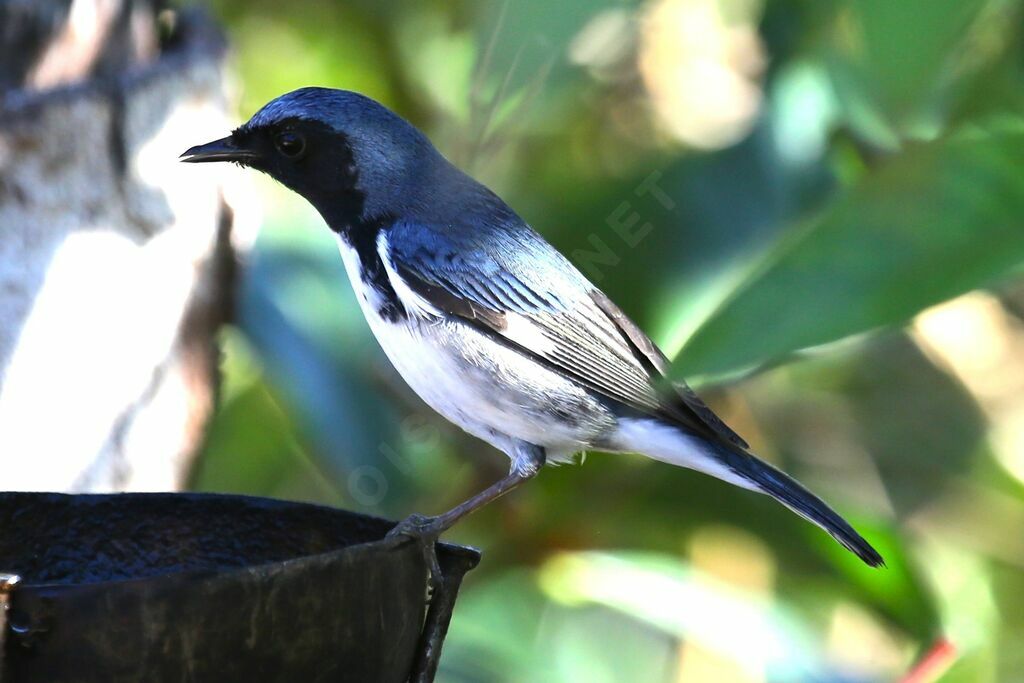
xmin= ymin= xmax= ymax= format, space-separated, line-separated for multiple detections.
xmin=0 ymin=1 xmax=256 ymax=491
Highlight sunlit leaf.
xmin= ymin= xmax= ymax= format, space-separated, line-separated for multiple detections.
xmin=826 ymin=0 xmax=988 ymax=143
xmin=677 ymin=124 xmax=1024 ymax=379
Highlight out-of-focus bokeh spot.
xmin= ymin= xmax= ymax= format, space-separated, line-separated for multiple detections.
xmin=639 ymin=0 xmax=766 ymax=149
xmin=914 ymin=293 xmax=1024 ymax=486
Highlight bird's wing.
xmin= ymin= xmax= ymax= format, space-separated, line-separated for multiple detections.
xmin=381 ymin=221 xmax=748 ymax=449
xmin=588 ymin=289 xmax=748 ymax=448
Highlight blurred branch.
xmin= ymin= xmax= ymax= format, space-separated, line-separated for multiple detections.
xmin=0 ymin=5 xmax=246 ymax=491
xmin=0 ymin=0 xmax=162 ymax=92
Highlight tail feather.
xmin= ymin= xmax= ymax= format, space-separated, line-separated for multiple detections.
xmin=714 ymin=442 xmax=884 ymax=568
xmin=611 ymin=418 xmax=884 ymax=567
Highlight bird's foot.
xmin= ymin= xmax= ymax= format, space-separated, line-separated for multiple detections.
xmin=385 ymin=513 xmax=446 ymax=594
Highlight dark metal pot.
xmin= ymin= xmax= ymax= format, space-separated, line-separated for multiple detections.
xmin=0 ymin=492 xmax=479 ymax=683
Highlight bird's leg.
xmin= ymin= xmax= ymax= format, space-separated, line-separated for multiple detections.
xmin=386 ymin=443 xmax=545 ymax=590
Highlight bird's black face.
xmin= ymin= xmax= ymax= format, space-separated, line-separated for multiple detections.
xmin=182 ymin=118 xmax=366 ymax=222
xmin=184 ymin=87 xmax=446 ymax=229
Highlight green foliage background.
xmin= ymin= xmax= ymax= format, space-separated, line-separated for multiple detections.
xmin=189 ymin=0 xmax=1024 ymax=680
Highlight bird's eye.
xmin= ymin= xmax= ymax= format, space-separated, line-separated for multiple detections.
xmin=274 ymin=131 xmax=306 ymax=159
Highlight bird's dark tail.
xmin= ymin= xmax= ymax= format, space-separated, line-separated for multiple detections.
xmin=613 ymin=418 xmax=884 ymax=567
xmin=722 ymin=444 xmax=885 ymax=568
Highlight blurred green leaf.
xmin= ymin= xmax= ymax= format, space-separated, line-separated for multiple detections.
xmin=945 ymin=1 xmax=1024 ymax=127
xmin=820 ymin=517 xmax=940 ymax=642
xmin=474 ymin=0 xmax=626 ymax=90
xmin=826 ymin=0 xmax=988 ymax=143
xmin=191 ymin=330 xmax=342 ymax=504
xmin=677 ymin=124 xmax=1024 ymax=379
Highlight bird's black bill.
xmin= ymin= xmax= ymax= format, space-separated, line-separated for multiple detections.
xmin=179 ymin=136 xmax=255 ymax=163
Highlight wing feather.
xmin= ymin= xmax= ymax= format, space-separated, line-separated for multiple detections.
xmin=383 ymin=222 xmax=748 ymax=448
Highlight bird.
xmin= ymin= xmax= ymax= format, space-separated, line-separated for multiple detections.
xmin=181 ymin=87 xmax=884 ymax=574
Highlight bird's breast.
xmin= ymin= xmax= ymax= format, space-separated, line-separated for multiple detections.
xmin=334 ymin=236 xmax=615 ymax=452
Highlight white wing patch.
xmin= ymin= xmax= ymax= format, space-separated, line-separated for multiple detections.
xmin=376 ymin=232 xmax=442 ymax=319
xmin=501 ymin=311 xmax=556 ymax=355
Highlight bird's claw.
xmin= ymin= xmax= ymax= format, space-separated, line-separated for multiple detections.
xmin=386 ymin=512 xmax=445 ymax=540
xmin=385 ymin=513 xmax=446 ymax=595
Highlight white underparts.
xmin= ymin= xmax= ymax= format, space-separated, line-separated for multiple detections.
xmin=609 ymin=417 xmax=757 ymax=490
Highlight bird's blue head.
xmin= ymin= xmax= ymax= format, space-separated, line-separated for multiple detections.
xmin=182 ymin=87 xmax=445 ymax=226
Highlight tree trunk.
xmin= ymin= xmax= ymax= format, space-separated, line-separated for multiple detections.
xmin=0 ymin=2 xmax=251 ymax=491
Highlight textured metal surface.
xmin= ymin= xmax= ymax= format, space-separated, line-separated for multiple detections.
xmin=0 ymin=492 xmax=479 ymax=682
